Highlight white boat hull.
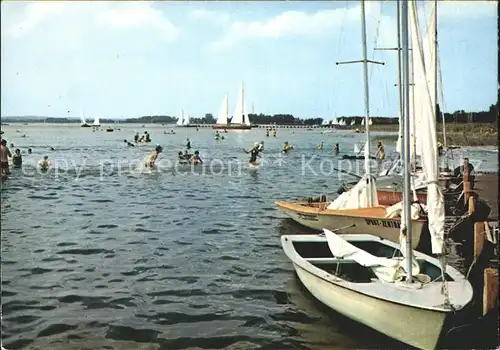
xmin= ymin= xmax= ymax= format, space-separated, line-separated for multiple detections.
xmin=293 ymin=262 xmax=446 ymax=350
xmin=277 ymin=204 xmax=425 ymax=249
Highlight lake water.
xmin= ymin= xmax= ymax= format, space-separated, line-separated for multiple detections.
xmin=1 ymin=124 xmax=497 ymax=349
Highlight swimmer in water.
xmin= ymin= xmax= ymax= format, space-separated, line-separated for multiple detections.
xmin=38 ymin=156 xmax=50 ymax=171
xmin=134 ymin=132 xmax=140 ymax=143
xmin=244 ymin=142 xmax=261 ymax=164
xmin=282 ymin=141 xmax=293 ymax=153
xmin=124 ymin=139 xmax=135 ymax=147
xmin=333 ymin=143 xmax=340 ymax=154
xmin=191 ymin=150 xmax=203 ymax=165
xmin=12 ymin=149 xmax=22 ymax=168
xmin=178 ymin=151 xmax=189 ymax=164
xmin=28 ymin=148 xmax=32 ymax=154
xmin=317 ymin=142 xmax=324 ymax=150
xmin=258 ymin=141 xmax=264 ymax=152
xmin=186 ymin=138 xmax=191 ymax=150
xmin=144 ymin=145 xmax=163 ymax=168
xmin=0 ymin=139 xmax=12 ymax=176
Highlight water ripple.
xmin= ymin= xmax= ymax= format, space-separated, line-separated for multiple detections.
xmin=1 ymin=126 xmax=482 ymax=349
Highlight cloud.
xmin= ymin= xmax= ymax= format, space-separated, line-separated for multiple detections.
xmin=189 ymin=9 xmax=230 ymax=26
xmin=207 ymin=0 xmax=496 ymax=52
xmin=2 ymin=1 xmax=179 ymax=41
xmin=207 ymin=2 xmax=382 ymax=52
xmin=437 ymin=0 xmax=497 ymax=20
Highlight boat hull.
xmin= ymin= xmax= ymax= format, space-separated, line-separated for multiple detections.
xmin=293 ymin=262 xmax=446 ymax=350
xmin=276 ymin=202 xmax=425 ymax=249
xmin=212 ymin=124 xmax=252 ymax=130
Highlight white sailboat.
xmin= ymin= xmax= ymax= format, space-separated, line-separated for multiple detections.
xmin=176 ymin=110 xmax=186 ymax=127
xmin=230 ymin=81 xmax=252 ymax=127
xmin=215 ymin=82 xmax=252 ymax=129
xmin=80 ymin=110 xmax=90 ymax=127
xmin=93 ymin=116 xmax=100 ymax=127
xmin=182 ymin=114 xmax=190 ymax=126
xmin=215 ymin=94 xmax=229 ymax=125
xmin=280 ymin=2 xmax=473 ymax=349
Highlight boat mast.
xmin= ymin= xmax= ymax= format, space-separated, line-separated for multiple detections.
xmin=241 ymin=81 xmax=245 ymax=124
xmin=336 ymin=0 xmax=384 ymax=203
xmin=225 ymin=93 xmax=228 ymax=124
xmin=401 ymin=0 xmax=413 ymax=283
xmin=374 ymin=0 xmax=403 ymax=155
xmin=435 ymin=0 xmax=447 ymax=157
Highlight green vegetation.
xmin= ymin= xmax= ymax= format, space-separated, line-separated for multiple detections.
xmin=1 ymin=102 xmax=497 ymax=128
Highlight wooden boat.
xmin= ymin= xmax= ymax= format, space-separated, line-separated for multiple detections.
xmin=281 ymin=231 xmax=473 ymax=350
xmin=276 ymin=201 xmax=426 ymax=249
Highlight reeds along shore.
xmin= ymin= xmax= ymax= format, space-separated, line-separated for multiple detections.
xmin=370 ymin=123 xmax=498 ymax=147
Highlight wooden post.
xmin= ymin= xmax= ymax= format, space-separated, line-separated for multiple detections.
xmin=468 ymin=194 xmax=476 ymax=216
xmin=464 ymin=181 xmax=471 ymax=205
xmin=483 ymin=268 xmax=499 ymax=316
xmin=463 ymin=158 xmax=469 ymax=182
xmin=474 ymin=221 xmax=485 ymax=259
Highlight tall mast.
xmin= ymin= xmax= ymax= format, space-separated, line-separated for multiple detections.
xmin=225 ymin=93 xmax=228 ymax=123
xmin=402 ymin=0 xmax=413 ymax=283
xmin=241 ymin=81 xmax=245 ymax=124
xmin=375 ymin=0 xmax=402 ymax=154
xmin=336 ymin=0 xmax=384 ymax=201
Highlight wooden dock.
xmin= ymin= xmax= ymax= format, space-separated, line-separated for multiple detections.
xmin=472 ymin=172 xmax=498 ymax=220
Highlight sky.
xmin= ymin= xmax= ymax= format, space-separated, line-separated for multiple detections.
xmin=1 ymin=1 xmax=497 ymax=120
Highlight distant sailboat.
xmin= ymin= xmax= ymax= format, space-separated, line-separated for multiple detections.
xmin=176 ymin=110 xmax=184 ymax=126
xmin=176 ymin=109 xmax=195 ymax=127
xmin=81 ymin=110 xmax=91 ymax=127
xmin=93 ymin=116 xmax=100 ymax=127
xmin=213 ymin=82 xmax=252 ymax=130
xmin=215 ymin=94 xmax=229 ymax=125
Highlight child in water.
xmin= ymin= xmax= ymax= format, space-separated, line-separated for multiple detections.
xmin=191 ymin=151 xmax=203 ymax=165
xmin=145 ymin=145 xmax=163 ymax=168
xmin=245 ymin=142 xmax=261 ymax=164
xmin=12 ymin=149 xmax=22 ymax=167
xmin=38 ymin=156 xmax=50 ymax=171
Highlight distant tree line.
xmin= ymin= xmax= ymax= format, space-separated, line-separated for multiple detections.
xmin=1 ymin=101 xmax=497 ymax=124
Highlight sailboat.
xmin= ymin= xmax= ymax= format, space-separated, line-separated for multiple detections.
xmin=340 ymin=0 xmax=454 ymax=205
xmin=80 ymin=110 xmax=91 ymax=127
xmin=276 ymin=0 xmax=428 ymax=248
xmin=280 ymin=2 xmax=473 ymax=349
xmin=93 ymin=116 xmax=100 ymax=127
xmin=214 ymin=82 xmax=253 ymax=130
xmin=212 ymin=94 xmax=229 ymax=130
xmin=176 ymin=110 xmax=195 ymax=127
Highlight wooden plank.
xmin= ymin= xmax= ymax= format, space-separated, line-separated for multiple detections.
xmin=483 ymin=268 xmax=499 ymax=316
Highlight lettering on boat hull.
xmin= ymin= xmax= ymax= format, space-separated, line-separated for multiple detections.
xmin=365 ymin=219 xmax=401 ymax=229
xmin=297 ymin=213 xmax=319 ymax=222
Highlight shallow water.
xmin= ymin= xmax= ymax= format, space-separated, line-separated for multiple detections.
xmin=1 ymin=124 xmax=497 ymax=349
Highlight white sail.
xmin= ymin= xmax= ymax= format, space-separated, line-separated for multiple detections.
xmin=409 ymin=0 xmax=444 ymax=254
xmin=183 ymin=114 xmax=190 ymax=126
xmin=80 ymin=110 xmax=87 ymax=125
xmin=216 ymin=94 xmax=228 ymax=125
xmin=176 ymin=110 xmax=184 ymax=126
xmin=361 ymin=118 xmax=365 ymax=126
xmin=369 ymin=118 xmax=373 ymax=125
xmin=231 ymin=81 xmax=248 ymax=125
xmin=93 ymin=116 xmax=100 ymax=126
